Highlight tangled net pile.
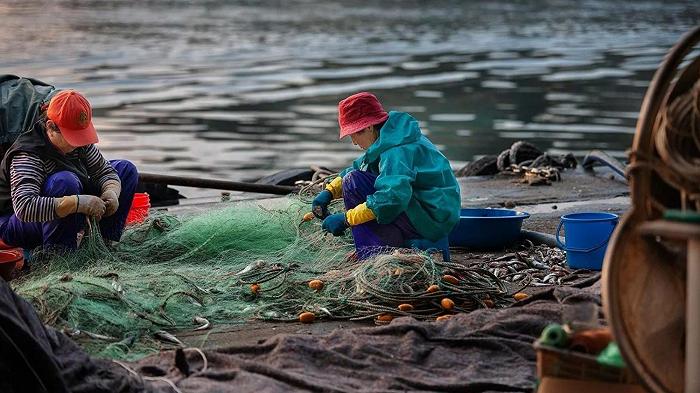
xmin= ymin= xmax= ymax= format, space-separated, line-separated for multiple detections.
xmin=12 ymin=195 xmax=514 ymax=360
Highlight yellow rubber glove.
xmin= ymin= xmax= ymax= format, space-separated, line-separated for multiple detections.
xmin=345 ymin=202 xmax=376 ymax=226
xmin=325 ymin=176 xmax=343 ymax=199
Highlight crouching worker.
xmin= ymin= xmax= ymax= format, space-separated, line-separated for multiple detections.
xmin=0 ymin=90 xmax=138 ymax=251
xmin=312 ymin=92 xmax=460 ymax=259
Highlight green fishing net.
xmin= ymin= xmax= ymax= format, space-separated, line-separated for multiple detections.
xmin=12 ymin=195 xmax=512 ymax=360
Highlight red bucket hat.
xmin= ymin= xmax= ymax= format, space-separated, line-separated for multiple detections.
xmin=47 ymin=90 xmax=99 ymax=147
xmin=338 ymin=92 xmax=389 ymax=139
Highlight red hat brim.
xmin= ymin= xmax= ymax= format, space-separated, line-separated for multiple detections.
xmin=60 ymin=121 xmax=99 ymax=147
xmin=339 ymin=112 xmax=389 ymax=139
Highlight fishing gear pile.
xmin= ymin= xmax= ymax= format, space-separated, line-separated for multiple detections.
xmin=455 ymin=141 xmax=577 ymax=185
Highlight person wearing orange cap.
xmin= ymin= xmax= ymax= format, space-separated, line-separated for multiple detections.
xmin=312 ymin=92 xmax=460 ymax=259
xmin=0 ymin=89 xmax=138 ymax=251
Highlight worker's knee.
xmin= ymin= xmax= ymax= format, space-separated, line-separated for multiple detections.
xmin=342 ymin=170 xmax=375 ymax=194
xmin=111 ymin=159 xmax=138 ymax=182
xmin=43 ymin=171 xmax=83 ymax=196
xmin=341 ymin=171 xmax=357 ymax=193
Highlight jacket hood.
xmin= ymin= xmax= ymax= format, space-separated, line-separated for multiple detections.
xmin=364 ymin=111 xmax=421 ymax=163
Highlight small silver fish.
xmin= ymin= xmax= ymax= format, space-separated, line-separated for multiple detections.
xmin=111 ymin=279 xmax=124 ymax=296
xmin=83 ymin=330 xmax=118 ymax=341
xmin=154 ymin=330 xmax=184 ymax=346
xmin=187 ymin=280 xmax=210 ymax=294
xmin=319 ymin=307 xmax=333 ymax=317
xmin=63 ymin=327 xmax=80 ymax=337
xmin=529 ymin=259 xmax=549 ymax=270
xmin=494 ymin=253 xmax=517 ymax=262
xmin=193 ymin=316 xmax=211 ymax=331
xmin=64 ymin=327 xmax=117 ymax=341
xmin=543 ymin=273 xmax=557 ymax=283
xmin=233 ymin=260 xmax=266 ymax=276
xmin=506 ymin=260 xmax=527 ymax=268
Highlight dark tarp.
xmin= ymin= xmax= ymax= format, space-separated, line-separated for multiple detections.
xmin=0 ymin=75 xmax=55 ymax=155
xmin=0 ymin=269 xmax=601 ymax=393
xmin=133 ymin=279 xmax=602 ymax=393
xmin=0 ymin=278 xmax=157 ymax=393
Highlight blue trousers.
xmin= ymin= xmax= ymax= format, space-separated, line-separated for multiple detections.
xmin=342 ymin=170 xmax=420 ymax=259
xmin=0 ymin=160 xmax=138 ymax=250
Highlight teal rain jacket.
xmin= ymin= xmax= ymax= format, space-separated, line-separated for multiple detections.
xmin=340 ymin=111 xmax=461 ymax=241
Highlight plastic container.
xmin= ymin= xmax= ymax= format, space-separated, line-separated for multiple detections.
xmin=126 ymin=192 xmax=150 ymax=225
xmin=448 ymin=208 xmax=530 ymax=249
xmin=0 ymin=248 xmax=24 ymax=281
xmin=556 ymin=212 xmax=618 ymax=270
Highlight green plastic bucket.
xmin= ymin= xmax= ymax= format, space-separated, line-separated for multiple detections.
xmin=556 ymin=212 xmax=619 ymax=270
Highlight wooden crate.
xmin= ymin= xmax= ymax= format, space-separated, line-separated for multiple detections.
xmin=535 ymin=343 xmax=637 ymax=384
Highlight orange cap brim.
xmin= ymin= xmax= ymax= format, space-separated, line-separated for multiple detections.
xmin=60 ymin=122 xmax=99 ymax=147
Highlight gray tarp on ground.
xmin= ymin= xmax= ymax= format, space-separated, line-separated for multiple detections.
xmin=0 ymin=273 xmax=600 ymax=392
xmin=134 ymin=279 xmax=601 ymax=393
xmin=0 ymin=277 xmax=154 ymax=393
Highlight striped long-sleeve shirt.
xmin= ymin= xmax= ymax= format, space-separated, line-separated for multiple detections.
xmin=9 ymin=145 xmax=119 ymax=222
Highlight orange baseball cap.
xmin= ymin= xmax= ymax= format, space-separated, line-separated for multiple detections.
xmin=47 ymin=90 xmax=98 ymax=147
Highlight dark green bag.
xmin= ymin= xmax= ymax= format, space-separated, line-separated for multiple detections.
xmin=0 ymin=75 xmax=56 ymax=156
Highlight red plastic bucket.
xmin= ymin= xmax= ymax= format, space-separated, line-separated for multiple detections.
xmin=126 ymin=192 xmax=150 ymax=225
xmin=0 ymin=248 xmax=24 ymax=281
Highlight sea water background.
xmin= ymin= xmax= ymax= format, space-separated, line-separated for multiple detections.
xmin=1 ymin=1 xmax=698 ymax=197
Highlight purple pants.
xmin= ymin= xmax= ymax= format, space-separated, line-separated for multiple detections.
xmin=343 ymin=170 xmax=420 ymax=259
xmin=0 ymin=160 xmax=138 ymax=251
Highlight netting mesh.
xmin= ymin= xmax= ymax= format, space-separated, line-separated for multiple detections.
xmin=12 ymin=196 xmax=511 ymax=360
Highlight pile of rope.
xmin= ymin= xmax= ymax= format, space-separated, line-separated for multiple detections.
xmin=656 ymin=78 xmax=700 ymax=210
xmin=455 ymin=141 xmax=577 ymax=185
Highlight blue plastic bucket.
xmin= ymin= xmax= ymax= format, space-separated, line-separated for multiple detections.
xmin=449 ymin=208 xmax=530 ymax=249
xmin=556 ymin=212 xmax=619 ymax=270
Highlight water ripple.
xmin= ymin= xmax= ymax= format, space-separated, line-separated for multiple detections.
xmin=0 ymin=0 xmax=697 ymax=196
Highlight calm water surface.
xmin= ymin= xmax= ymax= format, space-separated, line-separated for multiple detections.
xmin=1 ymin=1 xmax=698 ymax=196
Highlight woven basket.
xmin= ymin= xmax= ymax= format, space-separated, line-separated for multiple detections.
xmin=603 ymin=26 xmax=700 ymax=393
